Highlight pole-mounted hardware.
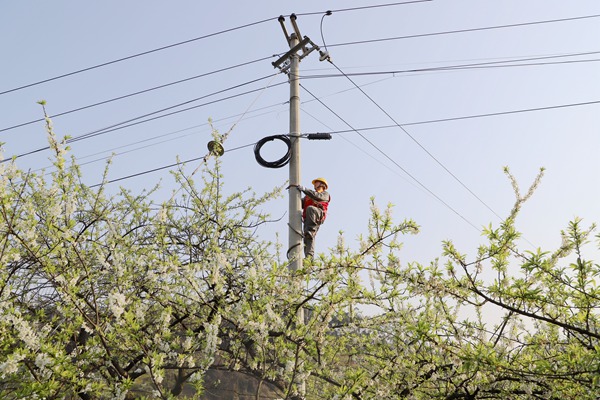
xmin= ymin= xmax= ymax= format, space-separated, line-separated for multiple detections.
xmin=307 ymin=132 xmax=332 ymax=140
xmin=272 ymin=15 xmax=328 ymax=73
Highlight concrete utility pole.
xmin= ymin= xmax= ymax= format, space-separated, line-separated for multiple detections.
xmin=272 ymin=15 xmax=329 ymax=399
xmin=287 ymin=31 xmax=303 ymax=275
xmin=273 ymin=15 xmax=325 ymax=274
xmin=288 ymin=27 xmax=306 ymax=400
xmin=273 ymin=15 xmax=310 ymax=400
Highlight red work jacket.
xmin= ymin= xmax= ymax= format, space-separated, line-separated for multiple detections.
xmin=302 ymin=195 xmax=330 ymax=223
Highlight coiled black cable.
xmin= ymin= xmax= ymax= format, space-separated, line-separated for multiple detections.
xmin=254 ymin=135 xmax=291 ymax=168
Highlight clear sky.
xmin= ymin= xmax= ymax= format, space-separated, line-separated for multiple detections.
xmin=2 ymin=1 xmax=600 ymax=265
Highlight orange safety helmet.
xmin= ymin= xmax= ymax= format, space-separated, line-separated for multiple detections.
xmin=312 ymin=177 xmax=328 ymax=189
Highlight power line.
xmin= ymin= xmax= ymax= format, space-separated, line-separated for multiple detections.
xmin=89 ymin=142 xmax=255 ymax=188
xmin=89 ymin=70 xmax=280 ymax=189
xmin=404 ymin=100 xmax=600 ymax=126
xmin=300 ymin=50 xmax=600 ymax=79
xmin=6 ymin=49 xmax=594 ymax=137
xmin=71 ymin=95 xmax=600 ymax=190
xmin=5 ymin=3 xmax=590 ymax=99
xmin=299 ymin=82 xmax=481 ymax=231
xmin=0 ymin=1 xmax=432 ymax=96
xmin=300 ymin=98 xmax=600 ymax=133
xmin=1 ymin=75 xmax=286 ymax=163
xmin=64 ymin=72 xmax=278 ymax=143
xmin=0 ymin=18 xmax=277 ymax=96
xmin=67 ymin=81 xmax=287 ymax=143
xmin=7 ymin=52 xmax=598 ymax=165
xmin=0 ymin=55 xmax=275 ymax=134
xmin=78 ymin=103 xmax=285 ymax=163
xmin=327 ymin=13 xmax=600 ymax=48
xmin=35 ymin=94 xmax=600 ymax=182
xmin=327 ymin=59 xmax=500 ymax=221
xmin=294 ymin=0 xmax=433 ymax=16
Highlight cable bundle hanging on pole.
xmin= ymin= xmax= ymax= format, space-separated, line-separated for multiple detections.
xmin=253 ymin=134 xmax=292 ymax=168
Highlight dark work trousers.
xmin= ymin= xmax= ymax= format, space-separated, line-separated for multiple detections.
xmin=303 ymin=205 xmax=324 ymax=258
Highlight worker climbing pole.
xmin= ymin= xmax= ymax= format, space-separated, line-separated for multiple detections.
xmin=288 ymin=177 xmax=330 ymax=259
xmin=252 ymin=14 xmax=332 ymax=399
xmin=256 ymin=14 xmax=331 ymax=268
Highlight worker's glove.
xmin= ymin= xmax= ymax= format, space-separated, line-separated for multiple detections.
xmin=296 ymin=185 xmax=305 ymax=192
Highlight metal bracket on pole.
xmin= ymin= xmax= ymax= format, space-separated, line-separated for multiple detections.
xmin=272 ymin=36 xmax=312 ymax=70
xmin=273 ymin=16 xmax=322 ymax=73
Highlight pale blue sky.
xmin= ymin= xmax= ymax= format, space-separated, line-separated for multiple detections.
xmin=2 ymin=1 xmax=600 ymax=264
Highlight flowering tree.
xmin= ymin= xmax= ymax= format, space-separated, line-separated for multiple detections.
xmin=0 ymin=109 xmax=286 ymax=399
xmin=1 ymin=109 xmax=599 ymax=399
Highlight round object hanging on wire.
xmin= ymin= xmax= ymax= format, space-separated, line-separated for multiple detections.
xmin=207 ymin=140 xmax=225 ymax=157
xmin=254 ymin=135 xmax=291 ymax=168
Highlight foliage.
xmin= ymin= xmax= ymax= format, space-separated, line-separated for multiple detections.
xmin=1 ymin=111 xmax=599 ymax=399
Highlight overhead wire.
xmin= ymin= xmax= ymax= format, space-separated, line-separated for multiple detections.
xmin=327 ymin=13 xmax=600 ymax=49
xmin=299 ymin=82 xmax=480 ymax=231
xmin=6 ymin=46 xmax=594 ymax=154
xmin=24 ymin=101 xmax=290 ymax=180
xmin=6 ymin=6 xmax=599 ymax=185
xmin=0 ymin=55 xmax=276 ymax=134
xmin=3 ymin=11 xmax=595 ymax=142
xmin=8 ymin=54 xmax=598 ymax=168
xmin=70 ymin=74 xmax=281 ymax=143
xmin=302 ymin=92 xmax=600 ymax=133
xmin=3 ymin=50 xmax=597 ymax=140
xmin=338 ymin=93 xmax=506 ymax=224
xmin=295 ymin=0 xmax=433 ymax=16
xmin=0 ymin=18 xmax=277 ymax=96
xmin=301 ymin=104 xmax=427 ymax=193
xmin=31 ymin=93 xmax=600 ymax=185
xmin=300 ymin=50 xmax=600 ymax=79
xmin=82 ymin=85 xmax=600 ymax=190
xmin=1 ymin=75 xmax=287 ymax=163
xmin=328 ymin=56 xmax=586 ymax=222
xmin=0 ymin=1 xmax=432 ymax=96
xmin=88 ymin=141 xmax=255 ymax=188
xmin=6 ymin=2 xmax=591 ymax=99
xmin=318 ymin=10 xmax=505 ymax=222
xmin=91 ymin=71 xmax=280 ymax=190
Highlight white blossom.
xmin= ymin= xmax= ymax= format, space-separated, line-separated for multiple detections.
xmin=9 ymin=315 xmax=40 ymax=351
xmin=34 ymin=353 xmax=52 ymax=369
xmin=0 ymin=353 xmax=25 ymax=378
xmin=108 ymin=291 xmax=127 ymax=318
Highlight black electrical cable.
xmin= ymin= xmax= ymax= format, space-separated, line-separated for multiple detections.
xmin=253 ymin=135 xmax=292 ymax=168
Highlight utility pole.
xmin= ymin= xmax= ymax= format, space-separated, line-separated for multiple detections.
xmin=273 ymin=15 xmax=327 ymax=275
xmin=272 ymin=14 xmax=329 ymax=399
xmin=288 ymin=27 xmax=305 ymax=400
xmin=288 ymin=35 xmax=303 ymax=275
xmin=272 ymin=15 xmax=312 ymax=274
xmin=273 ymin=15 xmax=310 ymax=400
